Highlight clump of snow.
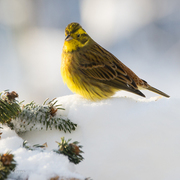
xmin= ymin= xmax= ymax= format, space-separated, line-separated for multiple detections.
xmin=56 ymin=95 xmax=180 ymax=180
xmin=0 ymin=126 xmax=84 ymax=180
xmin=1 ymin=94 xmax=180 ymax=180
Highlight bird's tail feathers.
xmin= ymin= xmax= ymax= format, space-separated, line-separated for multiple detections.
xmin=146 ymin=86 xmax=170 ymax=98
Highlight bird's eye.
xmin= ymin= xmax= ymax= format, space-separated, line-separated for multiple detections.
xmin=77 ymin=34 xmax=80 ymax=38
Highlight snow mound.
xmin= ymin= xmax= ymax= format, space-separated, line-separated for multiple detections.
xmin=0 ymin=126 xmax=84 ymax=180
xmin=1 ymin=94 xmax=180 ymax=180
xmin=55 ymin=95 xmax=180 ymax=180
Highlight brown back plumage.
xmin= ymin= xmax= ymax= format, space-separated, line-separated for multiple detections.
xmin=76 ymin=41 xmax=146 ymax=97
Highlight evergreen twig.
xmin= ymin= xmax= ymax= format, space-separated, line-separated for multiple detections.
xmin=54 ymin=137 xmax=84 ymax=164
xmin=0 ymin=90 xmax=77 ymax=133
xmin=0 ymin=91 xmax=21 ymax=124
xmin=0 ymin=152 xmax=17 ymax=180
xmin=15 ymin=100 xmax=77 ymax=133
xmin=23 ymin=140 xmax=47 ymax=151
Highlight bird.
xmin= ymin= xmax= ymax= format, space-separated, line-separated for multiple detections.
xmin=61 ymin=22 xmax=170 ymax=101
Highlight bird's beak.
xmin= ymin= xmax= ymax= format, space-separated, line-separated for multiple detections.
xmin=65 ymin=34 xmax=73 ymax=41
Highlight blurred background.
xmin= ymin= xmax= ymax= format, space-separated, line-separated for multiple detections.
xmin=0 ymin=0 xmax=179 ymax=103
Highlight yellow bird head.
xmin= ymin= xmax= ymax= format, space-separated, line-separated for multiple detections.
xmin=63 ymin=22 xmax=91 ymax=52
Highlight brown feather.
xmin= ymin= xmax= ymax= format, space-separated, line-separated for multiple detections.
xmin=76 ymin=42 xmax=145 ymax=97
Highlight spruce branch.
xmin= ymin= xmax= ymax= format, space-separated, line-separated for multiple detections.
xmin=23 ymin=140 xmax=47 ymax=151
xmin=0 ymin=90 xmax=77 ymax=133
xmin=54 ymin=137 xmax=84 ymax=164
xmin=0 ymin=91 xmax=21 ymax=124
xmin=15 ymin=100 xmax=77 ymax=133
xmin=0 ymin=152 xmax=17 ymax=180
xmin=22 ymin=138 xmax=84 ymax=165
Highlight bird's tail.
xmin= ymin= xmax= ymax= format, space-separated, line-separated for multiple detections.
xmin=146 ymin=85 xmax=170 ymax=98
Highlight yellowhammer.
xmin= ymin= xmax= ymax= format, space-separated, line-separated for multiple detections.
xmin=61 ymin=22 xmax=170 ymax=101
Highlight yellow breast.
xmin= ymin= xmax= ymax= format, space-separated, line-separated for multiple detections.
xmin=61 ymin=48 xmax=116 ymax=101
xmin=61 ymin=52 xmax=84 ymax=95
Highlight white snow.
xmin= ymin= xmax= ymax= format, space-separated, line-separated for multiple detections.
xmin=1 ymin=94 xmax=180 ymax=180
xmin=0 ymin=126 xmax=85 ymax=180
xmin=55 ymin=94 xmax=180 ymax=180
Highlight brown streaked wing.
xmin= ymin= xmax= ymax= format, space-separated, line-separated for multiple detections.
xmin=80 ymin=64 xmax=117 ymax=81
xmin=77 ymin=43 xmax=138 ymax=89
